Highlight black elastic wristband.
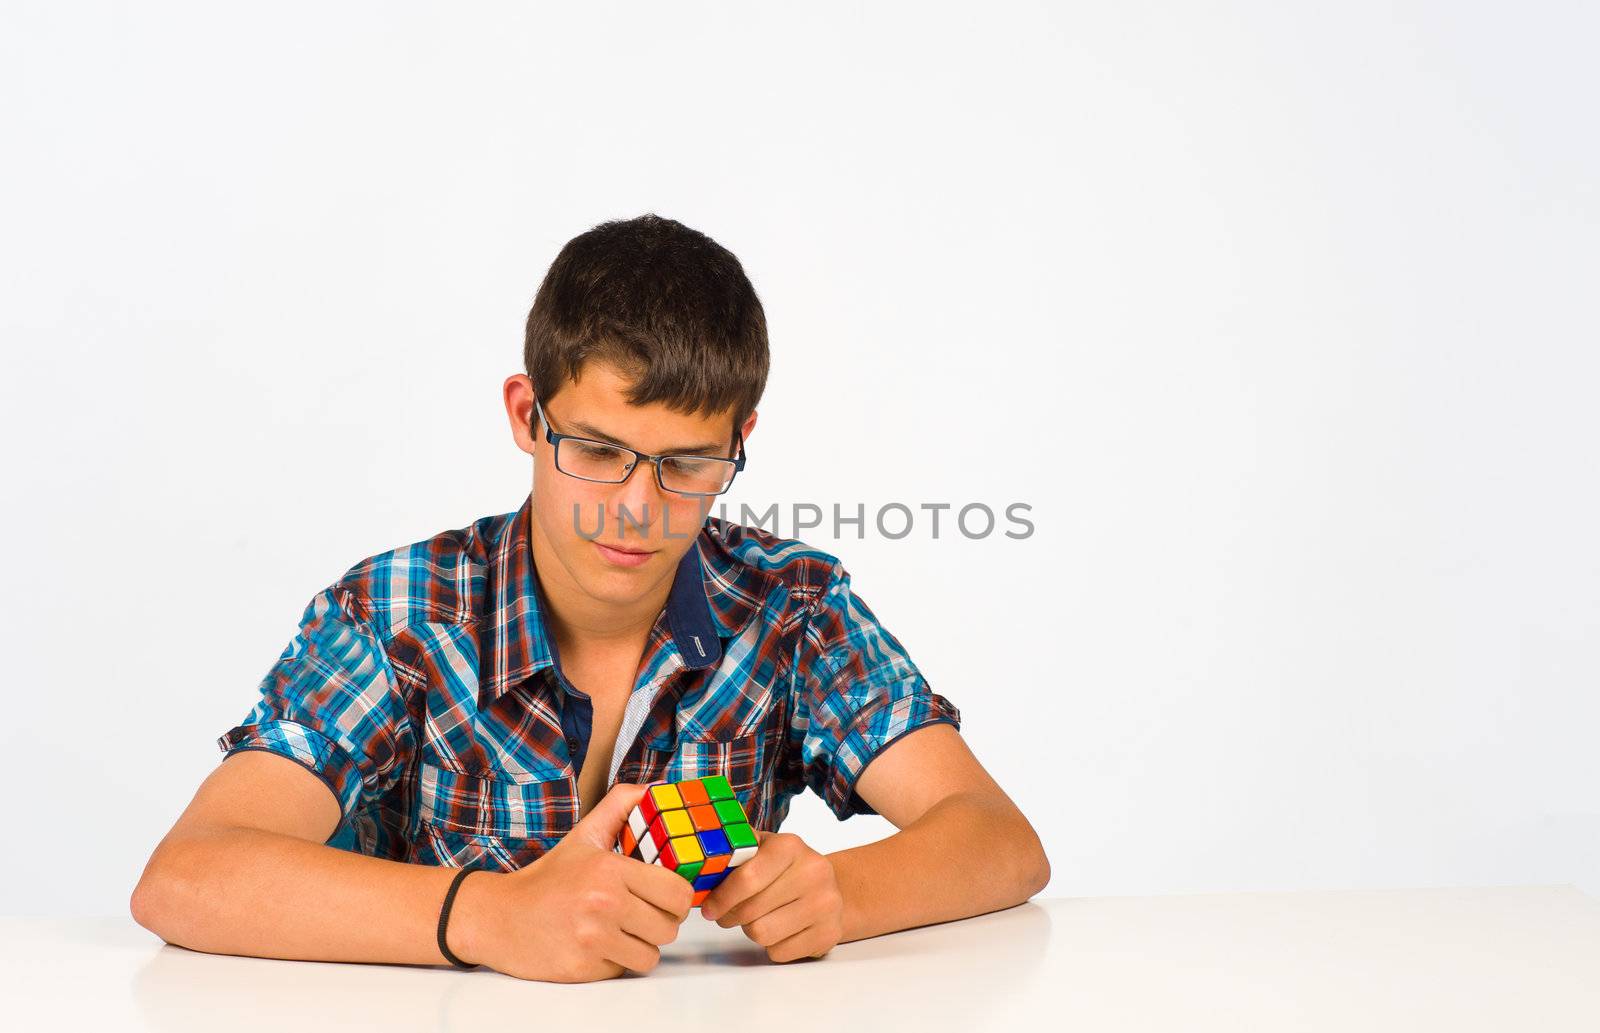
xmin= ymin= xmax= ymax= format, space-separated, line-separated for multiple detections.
xmin=437 ymin=866 xmax=480 ymax=970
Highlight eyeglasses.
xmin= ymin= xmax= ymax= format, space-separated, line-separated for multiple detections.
xmin=533 ymin=399 xmax=747 ymax=497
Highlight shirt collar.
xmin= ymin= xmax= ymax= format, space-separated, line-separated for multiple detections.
xmin=479 ymin=493 xmax=764 ymax=707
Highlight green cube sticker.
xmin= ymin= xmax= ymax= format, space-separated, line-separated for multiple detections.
xmin=724 ymin=823 xmax=758 ymax=850
xmin=677 ymin=860 xmax=703 ymax=881
xmin=713 ymin=799 xmax=746 ymax=825
xmin=700 ymin=775 xmax=735 ymax=801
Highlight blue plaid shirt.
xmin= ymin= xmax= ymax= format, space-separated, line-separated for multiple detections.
xmin=217 ymin=492 xmax=961 ymax=870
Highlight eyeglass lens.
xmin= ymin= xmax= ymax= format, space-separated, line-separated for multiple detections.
xmin=555 ymin=439 xmax=736 ymax=494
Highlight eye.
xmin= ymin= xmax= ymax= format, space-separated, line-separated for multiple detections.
xmin=575 ymin=442 xmax=625 ymax=461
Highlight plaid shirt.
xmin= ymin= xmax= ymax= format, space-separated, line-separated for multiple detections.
xmin=217 ymin=492 xmax=960 ymax=871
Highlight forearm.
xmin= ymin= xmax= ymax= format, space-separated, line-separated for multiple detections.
xmin=826 ymin=790 xmax=1049 ymax=943
xmin=130 ymin=825 xmax=499 ymax=967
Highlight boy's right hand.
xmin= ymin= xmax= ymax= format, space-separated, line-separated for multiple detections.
xmin=447 ymin=782 xmax=693 ymax=982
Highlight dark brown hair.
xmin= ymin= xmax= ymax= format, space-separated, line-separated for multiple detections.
xmin=524 ymin=213 xmax=769 ymax=444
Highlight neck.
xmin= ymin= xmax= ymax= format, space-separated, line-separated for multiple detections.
xmin=527 ymin=515 xmax=674 ymax=661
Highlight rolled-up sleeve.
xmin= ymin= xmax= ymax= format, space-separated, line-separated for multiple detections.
xmin=217 ymin=583 xmax=413 ymax=828
xmin=790 ymin=562 xmax=961 ymax=820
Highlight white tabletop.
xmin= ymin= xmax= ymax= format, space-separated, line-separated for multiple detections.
xmin=7 ymin=886 xmax=1600 ymax=1031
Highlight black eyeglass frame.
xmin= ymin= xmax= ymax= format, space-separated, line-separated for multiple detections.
xmin=532 ymin=398 xmax=747 ymax=497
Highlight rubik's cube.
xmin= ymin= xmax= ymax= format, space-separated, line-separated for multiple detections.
xmin=618 ymin=776 xmax=759 ymax=907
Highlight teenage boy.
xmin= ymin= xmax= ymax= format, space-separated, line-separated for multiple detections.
xmin=131 ymin=214 xmax=1049 ymax=983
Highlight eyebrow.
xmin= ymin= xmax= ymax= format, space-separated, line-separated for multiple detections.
xmin=567 ymin=418 xmax=729 ymax=456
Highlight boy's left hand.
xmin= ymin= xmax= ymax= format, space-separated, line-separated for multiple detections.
xmin=699 ymin=830 xmax=844 ymax=962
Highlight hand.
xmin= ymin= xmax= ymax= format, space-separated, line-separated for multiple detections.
xmin=698 ymin=830 xmax=844 ymax=963
xmin=449 ymin=783 xmax=694 ymax=982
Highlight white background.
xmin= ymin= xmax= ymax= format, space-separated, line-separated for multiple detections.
xmin=2 ymin=1 xmax=1596 ymax=917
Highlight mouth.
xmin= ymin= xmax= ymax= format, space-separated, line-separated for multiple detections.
xmin=593 ymin=540 xmax=657 ymax=567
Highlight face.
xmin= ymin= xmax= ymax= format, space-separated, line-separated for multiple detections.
xmin=505 ymin=359 xmax=758 ymax=609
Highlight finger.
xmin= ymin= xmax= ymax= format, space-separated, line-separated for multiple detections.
xmin=571 ymin=783 xmax=648 ymax=849
xmin=715 ymin=868 xmax=804 ymax=930
xmin=740 ymin=896 xmax=813 ymax=948
xmin=622 ymin=858 xmax=695 ymax=919
xmin=700 ymin=840 xmax=794 ymax=921
xmin=621 ymin=892 xmax=683 ymax=947
xmin=766 ymin=924 xmax=837 ymax=964
xmin=603 ymin=928 xmax=662 ymax=974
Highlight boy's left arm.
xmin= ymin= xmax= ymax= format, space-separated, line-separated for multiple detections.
xmin=700 ymin=723 xmax=1050 ymax=960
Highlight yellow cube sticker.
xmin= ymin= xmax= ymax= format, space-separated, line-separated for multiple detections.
xmin=650 ymin=784 xmax=685 ymax=811
xmin=662 ymin=809 xmax=695 ymax=838
xmin=670 ymin=835 xmax=705 ymax=865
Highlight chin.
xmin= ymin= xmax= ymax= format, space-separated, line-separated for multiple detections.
xmin=581 ymin=546 xmax=657 ymax=583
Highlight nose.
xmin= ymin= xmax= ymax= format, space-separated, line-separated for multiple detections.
xmin=611 ymin=458 xmax=667 ymax=539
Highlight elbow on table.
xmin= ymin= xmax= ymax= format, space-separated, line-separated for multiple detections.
xmin=1021 ymin=830 xmax=1052 ymax=899
xmin=998 ymin=803 xmax=1050 ymax=901
xmin=979 ymin=794 xmax=1052 ymax=903
xmin=130 ymin=864 xmax=181 ymax=943
xmin=130 ymin=873 xmax=172 ymax=943
xmin=129 ymin=840 xmax=202 ymax=945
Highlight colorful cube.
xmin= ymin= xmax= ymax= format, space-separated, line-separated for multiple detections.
xmin=618 ymin=776 xmax=759 ymax=906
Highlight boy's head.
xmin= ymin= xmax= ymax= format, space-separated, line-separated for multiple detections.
xmin=505 ymin=213 xmax=768 ymax=608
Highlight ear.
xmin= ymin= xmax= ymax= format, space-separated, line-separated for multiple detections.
xmin=738 ymin=408 xmax=758 ymax=446
xmin=504 ymin=374 xmax=538 ymax=456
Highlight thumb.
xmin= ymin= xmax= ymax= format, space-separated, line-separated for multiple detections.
xmin=571 ymin=782 xmax=648 ymax=850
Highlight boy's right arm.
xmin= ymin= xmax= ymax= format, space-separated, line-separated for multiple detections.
xmin=129 ymin=753 xmax=693 ymax=983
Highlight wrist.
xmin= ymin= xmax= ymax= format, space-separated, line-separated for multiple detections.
xmin=825 ymin=846 xmax=872 ymax=943
xmin=445 ymin=869 xmax=502 ymax=967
